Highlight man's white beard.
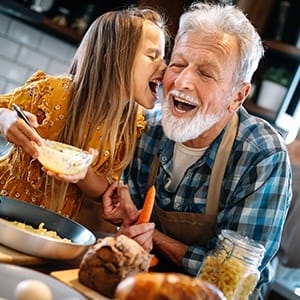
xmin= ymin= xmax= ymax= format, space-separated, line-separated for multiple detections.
xmin=161 ymin=98 xmax=222 ymax=143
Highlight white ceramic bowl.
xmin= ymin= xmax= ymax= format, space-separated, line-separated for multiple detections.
xmin=37 ymin=140 xmax=93 ymax=175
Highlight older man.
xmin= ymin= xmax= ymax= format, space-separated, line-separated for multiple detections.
xmin=103 ymin=2 xmax=292 ymax=297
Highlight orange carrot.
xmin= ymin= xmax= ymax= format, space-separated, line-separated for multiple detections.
xmin=137 ymin=185 xmax=156 ymax=224
xmin=149 ymin=255 xmax=159 ymax=268
xmin=136 ymin=185 xmax=158 ymax=268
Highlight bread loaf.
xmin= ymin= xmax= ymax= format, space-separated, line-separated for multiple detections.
xmin=115 ymin=272 xmax=226 ymax=300
xmin=78 ymin=235 xmax=152 ymax=298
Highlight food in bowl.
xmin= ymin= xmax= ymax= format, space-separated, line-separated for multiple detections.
xmin=0 ymin=218 xmax=71 ymax=242
xmin=0 ymin=196 xmax=96 ymax=260
xmin=37 ymin=140 xmax=93 ymax=175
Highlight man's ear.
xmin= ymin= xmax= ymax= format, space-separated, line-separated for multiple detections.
xmin=228 ymin=83 xmax=251 ymax=112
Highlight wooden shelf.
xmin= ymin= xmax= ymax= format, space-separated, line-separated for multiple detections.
xmin=42 ymin=17 xmax=82 ymax=44
xmin=264 ymin=40 xmax=300 ymax=61
xmin=0 ymin=0 xmax=83 ymax=45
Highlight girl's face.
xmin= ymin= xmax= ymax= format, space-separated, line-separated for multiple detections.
xmin=133 ymin=22 xmax=166 ymax=109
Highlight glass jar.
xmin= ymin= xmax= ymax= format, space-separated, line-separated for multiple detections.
xmin=198 ymin=229 xmax=265 ymax=300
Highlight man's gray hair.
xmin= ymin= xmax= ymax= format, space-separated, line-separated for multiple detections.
xmin=176 ymin=2 xmax=264 ymax=83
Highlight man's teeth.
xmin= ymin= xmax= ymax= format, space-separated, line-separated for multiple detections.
xmin=174 ymin=97 xmax=193 ymax=105
xmin=173 ymin=96 xmax=197 ymax=112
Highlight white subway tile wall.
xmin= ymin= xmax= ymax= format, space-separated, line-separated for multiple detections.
xmin=0 ymin=13 xmax=77 ymax=93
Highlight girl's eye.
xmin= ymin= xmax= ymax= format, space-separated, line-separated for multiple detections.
xmin=147 ymin=51 xmax=159 ymax=61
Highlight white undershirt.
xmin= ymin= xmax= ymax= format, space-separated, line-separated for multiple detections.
xmin=166 ymin=142 xmax=208 ymax=191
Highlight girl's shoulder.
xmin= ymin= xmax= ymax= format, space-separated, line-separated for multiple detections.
xmin=25 ymin=70 xmax=73 ymax=94
xmin=25 ymin=70 xmax=72 ymax=83
xmin=14 ymin=70 xmax=73 ymax=138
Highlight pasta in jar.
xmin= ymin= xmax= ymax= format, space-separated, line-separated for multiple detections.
xmin=198 ymin=229 xmax=265 ymax=300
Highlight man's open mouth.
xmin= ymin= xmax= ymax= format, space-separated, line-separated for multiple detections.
xmin=172 ymin=95 xmax=197 ymax=112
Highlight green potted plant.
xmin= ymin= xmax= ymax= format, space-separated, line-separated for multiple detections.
xmin=257 ymin=66 xmax=292 ymax=111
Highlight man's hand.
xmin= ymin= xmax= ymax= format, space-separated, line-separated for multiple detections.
xmin=102 ymin=182 xmax=139 ymax=226
xmin=117 ymin=222 xmax=155 ymax=252
xmin=103 ymin=183 xmax=156 ymax=252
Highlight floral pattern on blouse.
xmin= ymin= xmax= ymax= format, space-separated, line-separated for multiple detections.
xmin=0 ymin=70 xmax=146 ymax=219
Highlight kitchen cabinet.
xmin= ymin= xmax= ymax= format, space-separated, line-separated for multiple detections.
xmin=238 ymin=0 xmax=300 ymax=143
xmin=0 ymin=0 xmax=82 ymax=44
xmin=244 ymin=40 xmax=300 ymax=143
xmin=0 ymin=0 xmax=137 ymax=45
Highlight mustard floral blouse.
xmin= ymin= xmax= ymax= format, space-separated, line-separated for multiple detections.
xmin=0 ymin=70 xmax=146 ymax=220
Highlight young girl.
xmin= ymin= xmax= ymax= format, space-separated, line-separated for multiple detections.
xmin=0 ymin=7 xmax=167 ymax=221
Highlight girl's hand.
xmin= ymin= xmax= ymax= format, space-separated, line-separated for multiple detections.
xmin=42 ymin=166 xmax=90 ymax=183
xmin=42 ymin=148 xmax=98 ymax=183
xmin=0 ymin=108 xmax=42 ymax=158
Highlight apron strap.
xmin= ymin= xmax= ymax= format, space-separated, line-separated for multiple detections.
xmin=205 ymin=113 xmax=239 ymax=215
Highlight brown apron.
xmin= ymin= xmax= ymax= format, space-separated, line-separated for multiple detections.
xmin=151 ymin=113 xmax=239 ymax=246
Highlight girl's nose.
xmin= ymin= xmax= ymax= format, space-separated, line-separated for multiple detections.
xmin=159 ymin=60 xmax=167 ymax=74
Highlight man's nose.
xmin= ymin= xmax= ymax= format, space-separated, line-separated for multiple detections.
xmin=174 ymin=67 xmax=195 ymax=91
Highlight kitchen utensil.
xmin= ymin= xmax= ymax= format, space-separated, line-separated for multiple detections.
xmin=0 ymin=196 xmax=96 ymax=260
xmin=12 ymin=103 xmax=30 ymax=126
xmin=37 ymin=139 xmax=94 ymax=175
xmin=0 ymin=135 xmax=13 ymax=160
xmin=13 ymin=104 xmax=94 ymax=175
xmin=0 ymin=263 xmax=86 ymax=300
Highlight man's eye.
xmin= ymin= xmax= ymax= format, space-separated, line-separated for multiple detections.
xmin=199 ymin=70 xmax=213 ymax=79
xmin=169 ymin=63 xmax=184 ymax=68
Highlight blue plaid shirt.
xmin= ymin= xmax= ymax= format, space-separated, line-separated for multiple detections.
xmin=123 ymin=105 xmax=292 ymax=286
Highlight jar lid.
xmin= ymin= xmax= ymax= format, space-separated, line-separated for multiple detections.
xmin=219 ymin=229 xmax=265 ymax=265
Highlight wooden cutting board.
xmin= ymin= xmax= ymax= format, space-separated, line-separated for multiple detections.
xmin=51 ymin=268 xmax=112 ymax=300
xmin=0 ymin=244 xmax=46 ymax=265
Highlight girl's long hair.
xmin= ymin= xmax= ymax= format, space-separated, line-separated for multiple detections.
xmin=61 ymin=7 xmax=167 ymax=176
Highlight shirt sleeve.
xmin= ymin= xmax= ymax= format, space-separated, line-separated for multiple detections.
xmin=0 ymin=92 xmax=13 ymax=108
